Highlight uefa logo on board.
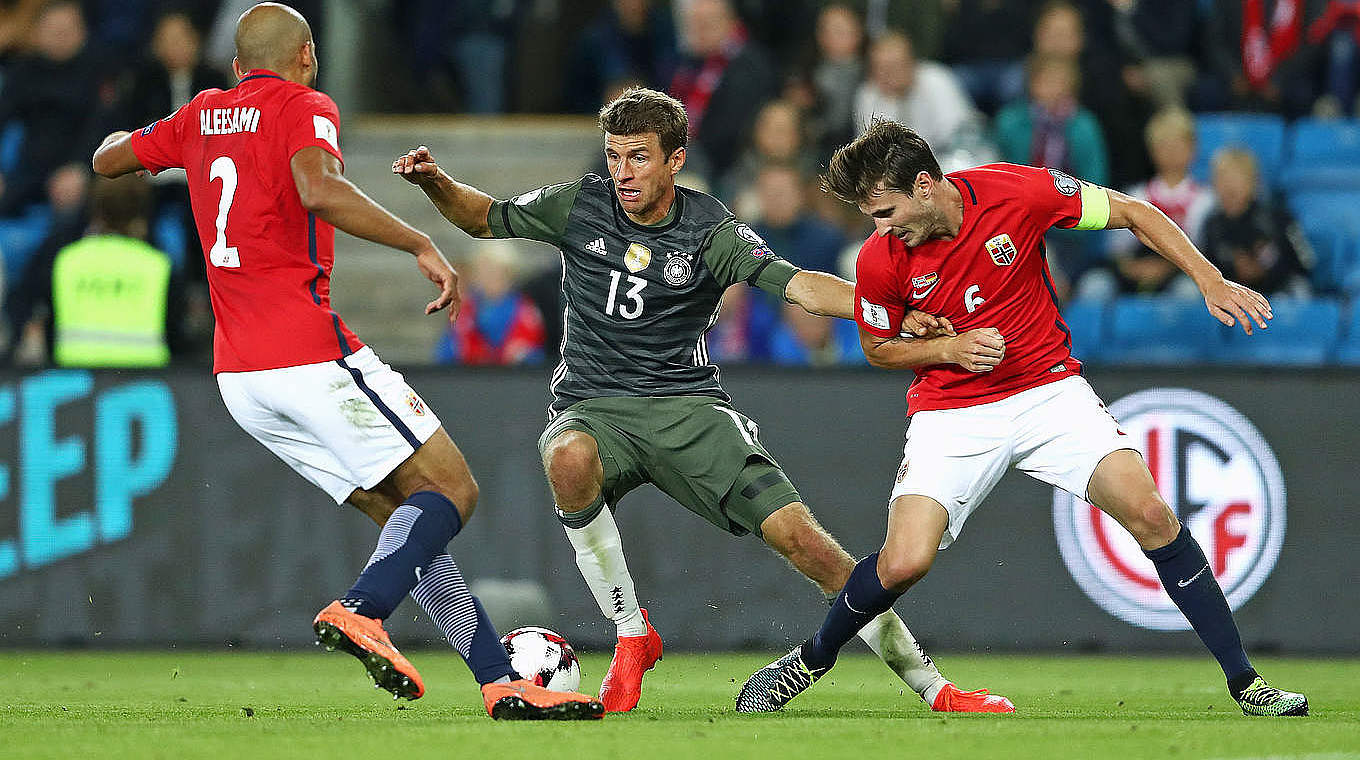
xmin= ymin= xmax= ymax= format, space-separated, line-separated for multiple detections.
xmin=1053 ymin=389 xmax=1286 ymax=631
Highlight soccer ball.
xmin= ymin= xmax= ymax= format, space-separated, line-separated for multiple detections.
xmin=499 ymin=626 xmax=582 ymax=691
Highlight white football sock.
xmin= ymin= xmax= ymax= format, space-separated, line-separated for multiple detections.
xmin=560 ymin=504 xmax=646 ymax=637
xmin=858 ymin=609 xmax=949 ymax=704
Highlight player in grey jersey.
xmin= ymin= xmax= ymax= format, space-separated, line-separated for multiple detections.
xmin=393 ymin=87 xmax=1012 ymax=714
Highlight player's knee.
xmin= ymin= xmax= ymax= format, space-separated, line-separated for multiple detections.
xmin=1126 ymin=498 xmax=1179 ymax=547
xmin=876 ymin=549 xmax=934 ymax=593
xmin=543 ymin=432 xmax=602 ymax=507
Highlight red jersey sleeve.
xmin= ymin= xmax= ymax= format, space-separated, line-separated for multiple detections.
xmin=853 ymin=235 xmax=905 ymax=339
xmin=281 ymin=90 xmax=344 ymax=166
xmin=129 ymin=101 xmax=192 ymax=174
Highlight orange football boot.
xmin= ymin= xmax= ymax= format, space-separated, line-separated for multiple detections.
xmin=931 ymin=683 xmax=1016 ymax=713
xmin=481 ymin=679 xmax=605 ymax=720
xmin=313 ymin=600 xmax=425 ymax=700
xmin=598 ymin=608 xmax=663 ymax=712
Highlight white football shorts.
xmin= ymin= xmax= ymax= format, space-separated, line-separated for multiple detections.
xmin=890 ymin=375 xmax=1135 ymax=549
xmin=216 ymin=346 xmax=442 ymax=504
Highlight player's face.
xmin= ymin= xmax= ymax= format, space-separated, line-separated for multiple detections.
xmin=605 ymin=132 xmax=683 ymax=224
xmin=859 ymin=182 xmax=947 ymax=247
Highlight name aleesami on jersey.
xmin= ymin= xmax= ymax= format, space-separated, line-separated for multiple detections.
xmin=200 ymin=107 xmax=261 ymax=136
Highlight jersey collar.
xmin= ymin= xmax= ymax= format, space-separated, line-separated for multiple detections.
xmin=615 ymin=183 xmax=685 ymax=234
xmin=237 ymin=69 xmax=285 ymax=85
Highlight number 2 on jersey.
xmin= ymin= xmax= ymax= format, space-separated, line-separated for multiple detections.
xmin=208 ymin=156 xmax=241 ymax=268
xmin=604 ymin=270 xmax=646 ymax=319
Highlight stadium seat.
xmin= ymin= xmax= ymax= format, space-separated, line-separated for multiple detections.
xmin=1106 ymin=297 xmax=1219 ymax=364
xmin=1286 ymin=118 xmax=1360 ymax=167
xmin=1191 ymin=113 xmax=1286 ymax=185
xmin=1336 ymin=303 xmax=1360 ymax=365
xmin=1060 ymin=299 xmax=1106 ymax=362
xmin=1277 ymin=165 xmax=1360 ymax=192
xmin=1287 ymin=190 xmax=1360 ymax=295
xmin=1214 ymin=297 xmax=1341 ymax=366
xmin=0 ymin=122 xmax=22 ymax=174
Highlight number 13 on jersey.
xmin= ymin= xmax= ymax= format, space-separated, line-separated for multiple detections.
xmin=604 ymin=270 xmax=646 ymax=319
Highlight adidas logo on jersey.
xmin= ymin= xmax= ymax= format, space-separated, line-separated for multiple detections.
xmin=585 ymin=238 xmax=608 ymax=256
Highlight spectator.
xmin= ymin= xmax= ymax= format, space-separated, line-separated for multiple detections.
xmin=117 ymin=11 xmax=229 ymax=279
xmin=433 ymin=241 xmax=546 ymax=365
xmin=48 ymin=174 xmax=180 ymax=368
xmin=1032 ymin=0 xmax=1150 ymax=186
xmin=749 ymin=163 xmax=846 ymax=275
xmin=3 ymin=163 xmax=89 ymax=357
xmin=1200 ymin=147 xmax=1313 ymax=297
xmin=1306 ymin=0 xmax=1360 ymax=117
xmin=852 ymin=30 xmax=994 ymax=171
xmin=995 ymin=55 xmax=1110 ymax=186
xmin=768 ymin=301 xmax=865 ymax=366
xmin=718 ymin=100 xmax=818 ymax=207
xmin=833 ymin=0 xmax=947 ymax=61
xmin=1198 ymin=0 xmax=1319 ymax=118
xmin=939 ymin=0 xmax=1031 ymax=115
xmin=566 ymin=0 xmax=677 ymax=114
xmin=1080 ymin=108 xmax=1211 ymax=298
xmin=0 ymin=1 xmax=111 ymax=217
xmin=807 ymin=4 xmax=864 ymax=158
xmin=1108 ymin=0 xmax=1200 ymax=111
xmin=671 ymin=0 xmax=779 ymax=182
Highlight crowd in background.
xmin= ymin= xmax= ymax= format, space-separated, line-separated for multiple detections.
xmin=0 ymin=0 xmax=1355 ymax=368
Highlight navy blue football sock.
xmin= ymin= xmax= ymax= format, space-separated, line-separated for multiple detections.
xmin=802 ymin=553 xmax=903 ymax=671
xmin=409 ymin=552 xmax=517 ymax=685
xmin=1145 ymin=525 xmax=1254 ymax=682
xmin=342 ymin=491 xmax=463 ymax=621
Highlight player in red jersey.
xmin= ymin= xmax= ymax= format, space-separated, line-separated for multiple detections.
xmin=737 ymin=119 xmax=1307 ymax=717
xmin=90 ymin=2 xmax=602 ymax=720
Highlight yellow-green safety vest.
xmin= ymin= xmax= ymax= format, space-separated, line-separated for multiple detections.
xmin=52 ymin=234 xmax=171 ymax=367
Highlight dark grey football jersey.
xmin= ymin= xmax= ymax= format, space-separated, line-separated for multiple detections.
xmin=488 ymin=174 xmax=798 ymax=414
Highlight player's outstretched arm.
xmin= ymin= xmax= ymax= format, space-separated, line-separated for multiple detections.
xmin=91 ymin=131 xmax=145 ymax=178
xmin=784 ymin=270 xmax=855 ymax=319
xmin=1105 ymin=189 xmax=1272 ymax=335
xmin=392 ymin=145 xmax=495 ymax=238
xmin=860 ymin=326 xmax=1004 ymax=373
xmin=291 ymin=146 xmax=460 ymax=321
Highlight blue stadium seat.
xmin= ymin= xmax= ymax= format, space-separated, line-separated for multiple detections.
xmin=1106 ymin=297 xmax=1219 ymax=364
xmin=1336 ymin=303 xmax=1360 ymax=365
xmin=1277 ymin=165 xmax=1360 ymax=191
xmin=1061 ymin=299 xmax=1106 ymax=362
xmin=1215 ymin=297 xmax=1341 ymax=365
xmin=1286 ymin=190 xmax=1360 ymax=295
xmin=1286 ymin=118 xmax=1360 ymax=167
xmin=1192 ymin=113 xmax=1286 ymax=184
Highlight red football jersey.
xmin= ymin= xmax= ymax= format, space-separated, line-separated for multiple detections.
xmin=855 ymin=163 xmax=1109 ymax=414
xmin=130 ymin=70 xmax=363 ymax=373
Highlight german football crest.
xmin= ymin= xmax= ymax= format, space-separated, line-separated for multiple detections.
xmin=624 ymin=243 xmax=652 ymax=272
xmin=985 ymin=234 xmax=1017 ymax=266
xmin=1053 ymin=389 xmax=1286 ymax=631
xmin=663 ymin=252 xmax=694 ymax=286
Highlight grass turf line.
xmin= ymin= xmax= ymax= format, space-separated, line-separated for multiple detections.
xmin=1 ymin=652 xmax=1357 ymax=760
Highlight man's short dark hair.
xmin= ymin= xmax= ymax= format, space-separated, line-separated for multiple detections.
xmin=598 ymin=87 xmax=689 ymax=158
xmin=91 ymin=174 xmax=150 ymax=236
xmin=821 ymin=118 xmax=942 ymax=204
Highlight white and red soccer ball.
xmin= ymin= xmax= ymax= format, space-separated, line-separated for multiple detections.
xmin=500 ymin=626 xmax=582 ymax=691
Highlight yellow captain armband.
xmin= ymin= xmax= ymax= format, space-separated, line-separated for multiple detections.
xmin=1074 ymin=182 xmax=1111 ymax=230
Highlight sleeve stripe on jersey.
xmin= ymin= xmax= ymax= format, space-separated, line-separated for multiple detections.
xmin=1075 ymin=183 xmax=1111 ymax=230
xmin=500 ymin=201 xmax=515 ymax=237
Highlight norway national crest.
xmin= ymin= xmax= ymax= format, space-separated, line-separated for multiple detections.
xmin=624 ymin=242 xmax=652 ymax=272
xmin=663 ymin=252 xmax=694 ymax=286
xmin=985 ymin=234 xmax=1018 ymax=266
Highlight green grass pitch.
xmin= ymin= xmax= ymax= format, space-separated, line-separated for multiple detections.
xmin=2 ymin=651 xmax=1357 ymax=759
